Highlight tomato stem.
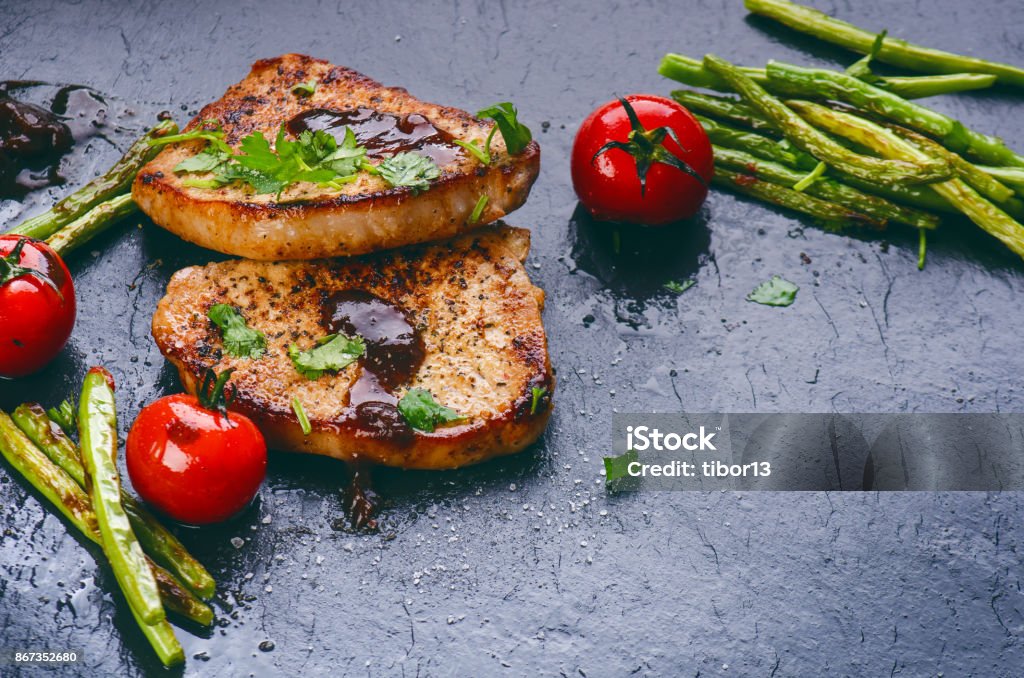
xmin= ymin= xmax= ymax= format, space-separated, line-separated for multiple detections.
xmin=592 ymin=97 xmax=707 ymax=197
xmin=0 ymin=237 xmax=62 ymax=297
xmin=197 ymin=368 xmax=236 ymax=418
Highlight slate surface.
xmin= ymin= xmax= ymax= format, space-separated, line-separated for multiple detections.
xmin=1 ymin=0 xmax=1023 ymax=675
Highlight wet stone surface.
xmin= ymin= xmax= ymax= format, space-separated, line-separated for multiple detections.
xmin=2 ymin=0 xmax=1024 ymax=675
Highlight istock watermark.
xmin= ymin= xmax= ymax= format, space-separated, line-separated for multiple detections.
xmin=605 ymin=413 xmax=1024 ymax=492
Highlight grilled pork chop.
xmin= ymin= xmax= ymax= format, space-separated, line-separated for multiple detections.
xmin=132 ymin=54 xmax=540 ymax=260
xmin=152 ymin=225 xmax=553 ymax=469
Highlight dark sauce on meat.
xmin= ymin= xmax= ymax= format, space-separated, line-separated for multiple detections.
xmin=323 ymin=289 xmax=425 ymax=444
xmin=287 ymin=107 xmax=462 ymax=165
xmin=0 ymin=90 xmax=73 ymax=197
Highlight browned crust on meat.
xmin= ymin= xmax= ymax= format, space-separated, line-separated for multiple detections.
xmin=151 ymin=224 xmax=553 ymax=469
xmin=132 ymin=54 xmax=540 ymax=260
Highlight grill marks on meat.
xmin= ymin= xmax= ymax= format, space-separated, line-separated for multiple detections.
xmin=152 ymin=225 xmax=553 ymax=470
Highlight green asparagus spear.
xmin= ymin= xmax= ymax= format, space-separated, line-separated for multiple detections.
xmin=713 ymin=168 xmax=880 ymax=230
xmin=698 ymin=115 xmax=818 ymax=170
xmin=660 ymin=53 xmax=994 ymax=99
xmin=0 ymin=412 xmax=99 ymax=539
xmin=78 ymin=367 xmax=164 ymax=625
xmin=881 ymin=124 xmax=1024 ymax=218
xmin=714 ymin=146 xmax=939 ymax=230
xmin=7 ymin=119 xmax=176 ymax=240
xmin=1 ymin=408 xmax=212 ymax=632
xmin=703 ymin=55 xmax=951 ymax=185
xmin=789 ymin=100 xmax=1024 ymax=259
xmin=744 ymin=0 xmax=1024 ymax=87
xmin=696 ymin=106 xmax=956 ymax=213
xmin=11 ymin=403 xmax=216 ymax=599
xmin=672 ymin=90 xmax=777 ymax=134
xmin=978 ymin=166 xmax=1024 ymax=192
xmin=765 ymin=61 xmax=1024 ymax=168
xmin=844 ymin=38 xmax=998 ymax=99
xmin=127 ymin=603 xmax=185 ymax=667
xmin=149 ymin=561 xmax=215 ymax=626
xmin=45 ymin=194 xmax=138 ymax=257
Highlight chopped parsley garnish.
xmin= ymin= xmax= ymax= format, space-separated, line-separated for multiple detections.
xmin=530 ymin=386 xmax=548 ymax=415
xmin=289 ymin=334 xmax=365 ymax=380
xmin=291 ymin=397 xmax=312 ymax=435
xmin=207 ymin=304 xmax=267 ymax=358
xmin=171 ymin=123 xmax=369 ymax=199
xmin=47 ymin=399 xmax=78 ymax=436
xmin=397 ymin=388 xmax=464 ymax=432
xmin=664 ymin=279 xmax=696 ymax=294
xmin=148 ymin=120 xmax=231 ymax=154
xmin=377 ymin=152 xmax=440 ymax=192
xmin=476 ymin=102 xmax=532 ymax=155
xmin=291 ymin=80 xmax=317 ymax=97
xmin=746 ymin=276 xmax=799 ymax=307
xmin=469 ymin=194 xmax=489 ymax=224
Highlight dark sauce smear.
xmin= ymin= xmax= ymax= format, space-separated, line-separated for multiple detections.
xmin=0 ymin=91 xmax=73 ymax=197
xmin=322 ymin=289 xmax=426 ymax=530
xmin=323 ymin=289 xmax=425 ymax=444
xmin=287 ymin=107 xmax=462 ymax=166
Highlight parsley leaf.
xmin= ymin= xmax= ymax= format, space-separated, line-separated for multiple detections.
xmin=476 ymin=102 xmax=532 ymax=155
xmin=148 ymin=120 xmax=232 ymax=154
xmin=604 ymin=449 xmax=641 ymax=493
xmin=289 ymin=334 xmax=365 ymax=380
xmin=173 ymin=146 xmax=230 ymax=174
xmin=207 ymin=304 xmax=267 ymax=358
xmin=377 ymin=152 xmax=440 ymax=192
xmin=291 ymin=80 xmax=317 ymax=97
xmin=397 ymin=388 xmax=464 ymax=432
xmin=664 ymin=279 xmax=695 ymax=294
xmin=746 ymin=276 xmax=799 ymax=307
xmin=530 ymin=386 xmax=548 ymax=415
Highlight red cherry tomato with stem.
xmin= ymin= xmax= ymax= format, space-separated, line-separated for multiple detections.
xmin=0 ymin=235 xmax=76 ymax=378
xmin=127 ymin=369 xmax=267 ymax=525
xmin=571 ymin=95 xmax=713 ymax=225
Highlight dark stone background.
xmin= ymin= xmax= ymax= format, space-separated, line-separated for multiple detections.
xmin=2 ymin=0 xmax=1023 ymax=675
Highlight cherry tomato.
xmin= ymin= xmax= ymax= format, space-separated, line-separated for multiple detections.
xmin=571 ymin=94 xmax=714 ymax=225
xmin=0 ymin=235 xmax=76 ymax=378
xmin=126 ymin=371 xmax=266 ymax=524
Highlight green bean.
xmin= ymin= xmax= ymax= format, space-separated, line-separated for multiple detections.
xmin=789 ymin=100 xmax=1024 ymax=260
xmin=8 ymin=119 xmax=176 ymax=240
xmin=78 ymin=367 xmax=163 ymax=625
xmin=703 ymin=55 xmax=951 ymax=185
xmin=765 ymin=61 xmax=1024 ymax=168
xmin=0 ymin=412 xmax=98 ymax=540
xmin=12 ymin=403 xmax=216 ymax=600
xmin=744 ymin=0 xmax=1024 ymax=87
xmin=713 ymin=167 xmax=880 ymax=230
xmin=714 ymin=146 xmax=939 ymax=230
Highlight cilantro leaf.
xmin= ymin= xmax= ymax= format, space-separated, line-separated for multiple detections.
xmin=207 ymin=304 xmax=267 ymax=358
xmin=291 ymin=80 xmax=317 ymax=97
xmin=377 ymin=152 xmax=440 ymax=192
xmin=476 ymin=102 xmax=532 ymax=155
xmin=397 ymin=388 xmax=465 ymax=432
xmin=746 ymin=276 xmax=799 ymax=307
xmin=148 ymin=120 xmax=231 ymax=154
xmin=173 ymin=147 xmax=229 ymax=174
xmin=289 ymin=334 xmax=365 ymax=380
xmin=604 ymin=450 xmax=641 ymax=493
xmin=530 ymin=386 xmax=548 ymax=415
xmin=664 ymin=279 xmax=695 ymax=294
